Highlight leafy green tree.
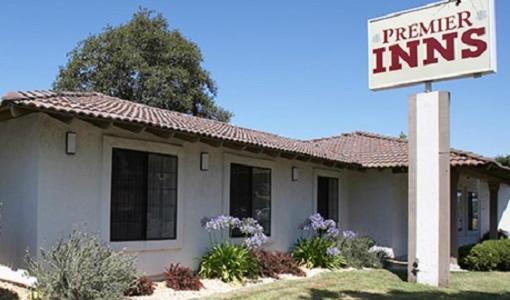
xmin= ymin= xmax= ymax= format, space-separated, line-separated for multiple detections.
xmin=54 ymin=9 xmax=232 ymax=122
xmin=496 ymin=155 xmax=510 ymax=167
xmin=399 ymin=131 xmax=408 ymax=140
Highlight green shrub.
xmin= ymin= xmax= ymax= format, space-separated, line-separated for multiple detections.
xmin=251 ymin=249 xmax=305 ymax=278
xmin=461 ymin=239 xmax=510 ymax=271
xmin=165 ymin=264 xmax=203 ymax=291
xmin=463 ymin=242 xmax=499 ymax=271
xmin=292 ymin=237 xmax=346 ymax=269
xmin=199 ymin=243 xmax=259 ymax=282
xmin=496 ymin=240 xmax=510 ymax=270
xmin=458 ymin=243 xmax=476 ymax=269
xmin=337 ymin=236 xmax=383 ymax=269
xmin=27 ymin=231 xmax=136 ymax=300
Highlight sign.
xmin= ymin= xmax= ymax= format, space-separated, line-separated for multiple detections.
xmin=368 ymin=0 xmax=496 ymax=91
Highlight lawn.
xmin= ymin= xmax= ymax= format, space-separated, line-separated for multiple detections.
xmin=203 ymin=269 xmax=510 ymax=300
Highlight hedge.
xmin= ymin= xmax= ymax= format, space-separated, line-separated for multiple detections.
xmin=459 ymin=239 xmax=510 ymax=271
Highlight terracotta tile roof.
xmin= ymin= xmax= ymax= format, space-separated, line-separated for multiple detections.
xmin=1 ymin=91 xmax=508 ymax=175
xmin=309 ymin=131 xmax=509 ymax=171
xmin=0 ymin=91 xmax=355 ymax=166
xmin=308 ymin=132 xmax=408 ymax=168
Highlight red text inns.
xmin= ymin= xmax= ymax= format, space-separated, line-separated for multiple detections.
xmin=372 ymin=11 xmax=488 ymax=74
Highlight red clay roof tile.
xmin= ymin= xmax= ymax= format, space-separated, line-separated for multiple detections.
xmin=310 ymin=131 xmax=507 ymax=170
xmin=1 ymin=91 xmax=508 ymax=174
xmin=0 ymin=91 xmax=355 ymax=166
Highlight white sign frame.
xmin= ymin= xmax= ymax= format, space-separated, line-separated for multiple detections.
xmin=368 ymin=0 xmax=497 ymax=91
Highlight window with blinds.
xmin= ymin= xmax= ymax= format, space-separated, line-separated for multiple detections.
xmin=110 ymin=148 xmax=178 ymax=241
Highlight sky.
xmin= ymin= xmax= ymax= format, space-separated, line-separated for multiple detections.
xmin=0 ymin=0 xmax=508 ymax=157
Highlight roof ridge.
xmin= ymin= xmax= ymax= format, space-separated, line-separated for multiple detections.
xmin=2 ymin=90 xmax=104 ymax=101
xmin=307 ymin=131 xmax=407 ymax=143
xmin=307 ymin=132 xmax=353 ymax=143
xmin=451 ymin=148 xmax=497 ymax=162
xmin=352 ymin=131 xmax=407 ymax=143
xmin=352 ymin=133 xmax=502 ymax=165
xmin=451 ymin=148 xmax=510 ymax=171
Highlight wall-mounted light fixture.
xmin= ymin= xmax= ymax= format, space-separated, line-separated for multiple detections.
xmin=291 ymin=167 xmax=299 ymax=181
xmin=66 ymin=131 xmax=77 ymax=155
xmin=200 ymin=152 xmax=209 ymax=171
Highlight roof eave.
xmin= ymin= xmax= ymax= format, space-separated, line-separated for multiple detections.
xmin=1 ymin=101 xmax=363 ymax=171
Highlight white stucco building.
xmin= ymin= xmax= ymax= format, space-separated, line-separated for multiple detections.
xmin=1 ymin=91 xmax=509 ymax=275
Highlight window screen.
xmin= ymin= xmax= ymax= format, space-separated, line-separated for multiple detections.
xmin=110 ymin=148 xmax=177 ymax=241
xmin=317 ymin=176 xmax=339 ymax=222
xmin=230 ymin=164 xmax=271 ymax=236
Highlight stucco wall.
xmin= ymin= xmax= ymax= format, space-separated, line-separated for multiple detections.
xmin=456 ymin=174 xmax=489 ymax=246
xmin=33 ymin=113 xmax=354 ymax=275
xmin=498 ymin=183 xmax=510 ymax=232
xmin=479 ymin=180 xmax=490 ymax=239
xmin=346 ymin=169 xmax=408 ymax=258
xmin=0 ymin=114 xmax=40 ymax=266
xmin=3 ymin=113 xmax=507 ymax=274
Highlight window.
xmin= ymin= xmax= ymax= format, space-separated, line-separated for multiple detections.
xmin=468 ymin=192 xmax=479 ymax=231
xmin=230 ymin=164 xmax=271 ymax=236
xmin=110 ymin=148 xmax=178 ymax=241
xmin=456 ymin=191 xmax=464 ymax=232
xmin=317 ymin=176 xmax=339 ymax=222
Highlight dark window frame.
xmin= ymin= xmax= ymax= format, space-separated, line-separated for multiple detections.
xmin=110 ymin=148 xmax=178 ymax=242
xmin=317 ymin=176 xmax=339 ymax=222
xmin=229 ymin=163 xmax=272 ymax=236
xmin=467 ymin=191 xmax=479 ymax=232
xmin=456 ymin=190 xmax=464 ymax=232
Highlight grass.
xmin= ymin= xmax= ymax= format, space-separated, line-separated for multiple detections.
xmin=203 ymin=269 xmax=510 ymax=299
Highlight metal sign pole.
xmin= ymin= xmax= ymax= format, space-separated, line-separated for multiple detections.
xmin=424 ymin=82 xmax=432 ymax=93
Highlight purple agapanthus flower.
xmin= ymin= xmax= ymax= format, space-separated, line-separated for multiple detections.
xmin=238 ymin=218 xmax=264 ymax=235
xmin=326 ymin=226 xmax=340 ymax=238
xmin=201 ymin=215 xmax=267 ymax=249
xmin=323 ymin=219 xmax=336 ymax=229
xmin=326 ymin=247 xmax=340 ymax=257
xmin=244 ymin=232 xmax=268 ymax=249
xmin=309 ymin=213 xmax=326 ymax=231
xmin=300 ymin=213 xmax=339 ymax=238
xmin=201 ymin=215 xmax=241 ymax=232
xmin=342 ymin=230 xmax=357 ymax=239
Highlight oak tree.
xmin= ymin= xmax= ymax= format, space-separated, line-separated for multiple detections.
xmin=54 ymin=9 xmax=232 ymax=122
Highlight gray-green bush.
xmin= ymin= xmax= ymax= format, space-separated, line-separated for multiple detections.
xmin=27 ymin=231 xmax=136 ymax=300
xmin=337 ymin=236 xmax=384 ymax=269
